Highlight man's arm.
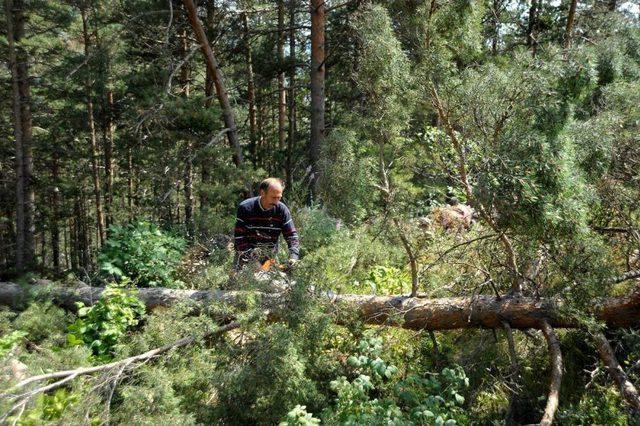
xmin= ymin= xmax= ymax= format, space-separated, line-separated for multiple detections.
xmin=281 ymin=206 xmax=300 ymax=260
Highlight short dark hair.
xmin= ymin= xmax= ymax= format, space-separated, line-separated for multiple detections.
xmin=259 ymin=177 xmax=284 ymax=193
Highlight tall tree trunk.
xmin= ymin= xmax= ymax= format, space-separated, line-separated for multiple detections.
xmin=309 ymin=0 xmax=325 ymax=198
xmin=127 ymin=145 xmax=134 ymax=217
xmin=70 ymin=215 xmax=78 ymax=272
xmin=563 ymin=0 xmax=578 ymax=48
xmin=179 ymin=25 xmax=195 ymax=240
xmin=81 ymin=5 xmax=106 ymax=247
xmin=182 ymin=0 xmax=243 ymax=167
xmin=51 ymin=152 xmax=61 ymax=273
xmin=527 ymin=0 xmax=539 ymax=56
xmin=104 ymin=90 xmax=115 ymax=230
xmin=242 ymin=11 xmax=258 ymax=165
xmin=491 ymin=0 xmax=501 ymax=54
xmin=286 ymin=0 xmax=297 ymax=190
xmin=201 ymin=0 xmax=215 ymax=211
xmin=6 ymin=0 xmax=35 ymax=272
xmin=277 ymin=0 xmax=287 ymax=153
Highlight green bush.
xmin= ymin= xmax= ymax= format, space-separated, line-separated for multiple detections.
xmin=314 ymin=336 xmax=469 ymax=425
xmin=67 ymin=283 xmax=146 ymax=361
xmin=0 ymin=330 xmax=28 ymax=358
xmin=99 ymin=221 xmax=187 ymax=288
xmin=294 ymin=207 xmax=343 ymax=256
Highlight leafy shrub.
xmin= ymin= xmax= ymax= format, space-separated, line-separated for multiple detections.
xmin=18 ymin=389 xmax=79 ymax=425
xmin=318 ymin=336 xmax=469 ymax=425
xmin=279 ymin=405 xmax=321 ymax=425
xmin=13 ymin=302 xmax=68 ymax=344
xmin=213 ymin=324 xmax=321 ymax=425
xmin=556 ymin=385 xmax=627 ymax=425
xmin=358 ymin=265 xmax=410 ymax=295
xmin=294 ymin=207 xmax=343 ymax=256
xmin=67 ymin=283 xmax=146 ymax=360
xmin=99 ymin=221 xmax=186 ymax=288
xmin=0 ymin=330 xmax=28 ymax=358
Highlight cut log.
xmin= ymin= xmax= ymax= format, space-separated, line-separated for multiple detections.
xmin=2 ymin=282 xmax=640 ymax=331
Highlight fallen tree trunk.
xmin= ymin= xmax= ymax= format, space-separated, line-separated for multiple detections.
xmin=2 ymin=282 xmax=639 ymax=330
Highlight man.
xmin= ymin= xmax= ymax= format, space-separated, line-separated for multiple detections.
xmin=233 ymin=177 xmax=300 ymax=270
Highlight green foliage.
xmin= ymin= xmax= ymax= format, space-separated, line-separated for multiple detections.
xmin=13 ymin=302 xmax=68 ymax=344
xmin=17 ymin=389 xmax=79 ymax=425
xmin=67 ymin=283 xmax=146 ymax=360
xmin=213 ymin=323 xmax=321 ymax=425
xmin=359 ymin=265 xmax=409 ymax=295
xmin=320 ymin=336 xmax=469 ymax=425
xmin=294 ymin=207 xmax=343 ymax=255
xmin=99 ymin=221 xmax=187 ymax=288
xmin=279 ymin=405 xmax=321 ymax=426
xmin=557 ymin=385 xmax=628 ymax=425
xmin=319 ymin=128 xmax=375 ymax=224
xmin=297 ymin=223 xmax=406 ymax=293
xmin=0 ymin=330 xmax=28 ymax=358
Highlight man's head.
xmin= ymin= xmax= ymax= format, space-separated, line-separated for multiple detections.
xmin=258 ymin=177 xmax=284 ymax=209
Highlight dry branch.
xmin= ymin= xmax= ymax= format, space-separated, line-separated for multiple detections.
xmin=0 ymin=321 xmax=241 ymax=423
xmin=540 ymin=319 xmax=563 ymax=426
xmin=593 ymin=332 xmax=640 ymax=410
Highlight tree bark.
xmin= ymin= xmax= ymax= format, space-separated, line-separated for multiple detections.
xmin=81 ymin=4 xmax=106 ymax=247
xmin=277 ymin=0 xmax=287 ymax=153
xmin=540 ymin=319 xmax=563 ymax=426
xmin=286 ymin=0 xmax=297 ymax=190
xmin=563 ymin=0 xmax=578 ymax=48
xmin=182 ymin=0 xmax=243 ymax=167
xmin=51 ymin=152 xmax=61 ymax=273
xmin=178 ymin=25 xmax=195 ymax=240
xmin=309 ymin=0 xmax=325 ymax=198
xmin=2 ymin=282 xmax=640 ymax=331
xmin=104 ymin=90 xmax=115 ymax=230
xmin=6 ymin=0 xmax=35 ymax=272
xmin=242 ymin=11 xmax=258 ymax=165
xmin=527 ymin=0 xmax=539 ymax=56
xmin=594 ymin=332 xmax=640 ymax=410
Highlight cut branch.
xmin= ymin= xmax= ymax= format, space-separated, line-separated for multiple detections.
xmin=593 ymin=332 xmax=640 ymax=410
xmin=540 ymin=319 xmax=563 ymax=426
xmin=0 ymin=321 xmax=241 ymax=423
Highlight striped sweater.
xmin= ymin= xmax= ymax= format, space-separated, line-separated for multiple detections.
xmin=233 ymin=196 xmax=300 ymax=261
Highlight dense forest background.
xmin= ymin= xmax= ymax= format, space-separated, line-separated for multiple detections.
xmin=1 ymin=0 xmax=640 ymax=423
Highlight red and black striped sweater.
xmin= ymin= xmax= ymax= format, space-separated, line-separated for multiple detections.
xmin=233 ymin=196 xmax=300 ymax=263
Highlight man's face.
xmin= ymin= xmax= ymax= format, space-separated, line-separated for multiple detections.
xmin=260 ymin=184 xmax=283 ymax=209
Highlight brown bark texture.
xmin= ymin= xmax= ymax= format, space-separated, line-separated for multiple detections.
xmin=6 ymin=0 xmax=35 ymax=271
xmin=242 ymin=11 xmax=258 ymax=162
xmin=182 ymin=0 xmax=243 ymax=166
xmin=81 ymin=5 xmax=106 ymax=247
xmin=2 ymin=282 xmax=640 ymax=331
xmin=278 ymin=0 xmax=287 ymax=151
xmin=540 ymin=319 xmax=563 ymax=426
xmin=309 ymin=0 xmax=325 ymax=195
xmin=564 ymin=0 xmax=578 ymax=48
xmin=286 ymin=0 xmax=297 ymax=190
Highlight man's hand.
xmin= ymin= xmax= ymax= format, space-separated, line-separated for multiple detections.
xmin=288 ymin=258 xmax=299 ymax=267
